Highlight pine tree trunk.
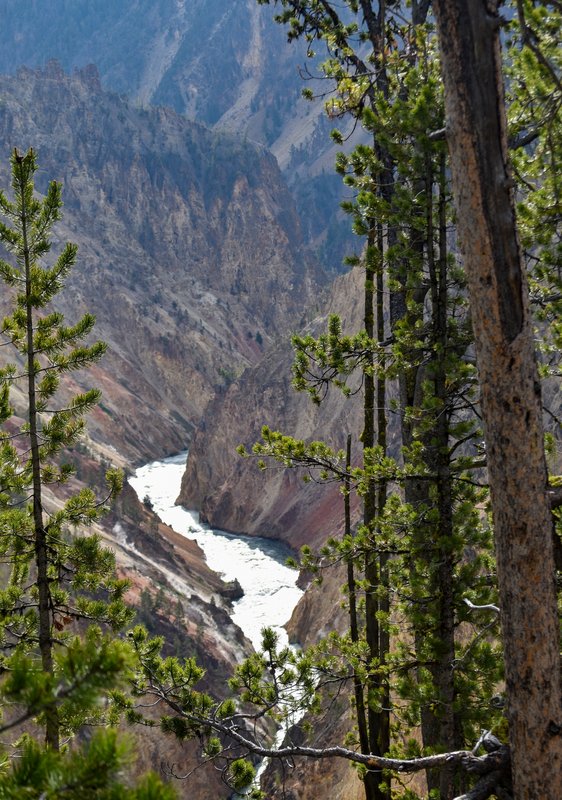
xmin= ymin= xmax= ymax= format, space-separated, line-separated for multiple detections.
xmin=400 ymin=155 xmax=464 ymax=798
xmin=17 ymin=153 xmax=59 ymax=751
xmin=346 ymin=435 xmax=371 ymax=758
xmin=430 ymin=154 xmax=465 ymax=799
xmin=363 ymin=227 xmax=389 ymax=800
xmin=432 ymin=2 xmax=562 ymax=797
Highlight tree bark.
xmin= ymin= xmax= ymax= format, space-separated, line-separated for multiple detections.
xmin=363 ymin=225 xmax=389 ymax=800
xmin=431 ymin=2 xmax=562 ymax=797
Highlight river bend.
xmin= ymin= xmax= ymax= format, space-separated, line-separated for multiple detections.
xmin=129 ymin=452 xmax=303 ymax=650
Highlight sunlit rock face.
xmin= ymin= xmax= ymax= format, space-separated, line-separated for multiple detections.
xmin=179 ymin=266 xmax=366 ymax=550
xmin=0 ymin=65 xmax=321 ymax=462
xmin=176 ymin=267 xmax=390 ymax=799
xmin=0 ymin=0 xmax=357 ymax=272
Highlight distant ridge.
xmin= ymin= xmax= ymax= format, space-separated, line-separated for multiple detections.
xmin=0 ymin=0 xmax=356 ymax=270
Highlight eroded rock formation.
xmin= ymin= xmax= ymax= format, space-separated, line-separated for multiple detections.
xmin=179 ymin=266 xmax=365 ymax=551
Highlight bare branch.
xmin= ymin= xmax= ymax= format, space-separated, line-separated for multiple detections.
xmin=463 ymin=598 xmax=500 ymax=615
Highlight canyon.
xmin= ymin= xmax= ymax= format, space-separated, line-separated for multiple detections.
xmin=0 ymin=61 xmax=336 ymax=797
xmin=180 ymin=266 xmax=366 ymax=551
xmin=0 ymin=5 xmax=446 ymax=799
xmin=0 ymin=62 xmax=322 ymax=464
xmin=1 ymin=4 xmax=558 ymax=800
xmin=0 ymin=0 xmax=357 ymax=272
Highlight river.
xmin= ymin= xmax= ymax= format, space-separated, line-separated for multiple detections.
xmin=128 ymin=452 xmax=303 ymax=650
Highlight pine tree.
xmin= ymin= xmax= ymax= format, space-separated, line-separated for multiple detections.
xmin=251 ymin=5 xmax=501 ymax=798
xmin=431 ymin=2 xmax=562 ymax=795
xmin=0 ymin=148 xmax=174 ymax=797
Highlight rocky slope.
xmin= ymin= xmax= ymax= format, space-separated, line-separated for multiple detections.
xmin=179 ymin=265 xmax=366 ymax=551
xmin=0 ymin=63 xmax=316 ymax=796
xmin=0 ymin=0 xmax=357 ymax=271
xmin=0 ymin=12 xmax=375 ymax=798
xmin=43 ymin=453 xmax=252 ymax=799
xmin=176 ymin=265 xmax=383 ymax=800
xmin=0 ymin=63 xmax=320 ymax=463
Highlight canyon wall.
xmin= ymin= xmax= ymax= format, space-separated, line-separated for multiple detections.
xmin=0 ymin=0 xmax=357 ymax=271
xmin=0 ymin=64 xmax=320 ymax=463
xmin=179 ymin=265 xmax=366 ymax=551
xmin=0 ymin=64 xmax=318 ymax=797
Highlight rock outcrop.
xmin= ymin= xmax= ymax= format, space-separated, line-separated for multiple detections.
xmin=0 ymin=0 xmax=357 ymax=271
xmin=0 ymin=64 xmax=321 ymax=463
xmin=179 ymin=265 xmax=366 ymax=551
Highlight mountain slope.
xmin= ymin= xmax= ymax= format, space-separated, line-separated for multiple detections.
xmin=0 ymin=0 xmax=356 ymax=271
xmin=179 ymin=265 xmax=366 ymax=550
xmin=0 ymin=63 xmax=320 ymax=462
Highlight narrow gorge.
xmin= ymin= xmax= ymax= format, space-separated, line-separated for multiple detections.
xmin=0 ymin=59 xmax=338 ymax=798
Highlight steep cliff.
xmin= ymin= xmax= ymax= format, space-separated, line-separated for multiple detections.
xmin=0 ymin=19 xmax=367 ymax=799
xmin=0 ymin=64 xmax=317 ymax=794
xmin=176 ymin=265 xmax=378 ymax=797
xmin=0 ymin=64 xmax=320 ymax=462
xmin=179 ymin=265 xmax=366 ymax=550
xmin=0 ymin=0 xmax=356 ymax=271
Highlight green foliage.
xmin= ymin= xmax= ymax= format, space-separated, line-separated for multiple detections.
xmin=109 ymin=4 xmax=559 ymax=797
xmin=236 ymin=7 xmax=505 ymax=798
xmin=124 ymin=623 xmax=323 ymax=795
xmin=0 ymin=149 xmax=128 ymax=643
xmin=0 ymin=4 xmax=552 ymax=797
xmin=228 ymin=759 xmax=256 ymax=793
xmin=0 ymin=730 xmax=176 ymax=799
xmin=506 ymin=2 xmax=562 ymax=371
xmin=0 ymin=148 xmax=160 ymax=795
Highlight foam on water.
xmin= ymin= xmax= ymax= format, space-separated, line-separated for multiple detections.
xmin=128 ymin=452 xmax=303 ymax=650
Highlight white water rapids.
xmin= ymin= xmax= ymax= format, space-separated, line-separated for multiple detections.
xmin=128 ymin=452 xmax=308 ymax=789
xmin=128 ymin=452 xmax=303 ymax=650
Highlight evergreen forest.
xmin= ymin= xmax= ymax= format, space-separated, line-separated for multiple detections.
xmin=0 ymin=2 xmax=560 ymax=799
